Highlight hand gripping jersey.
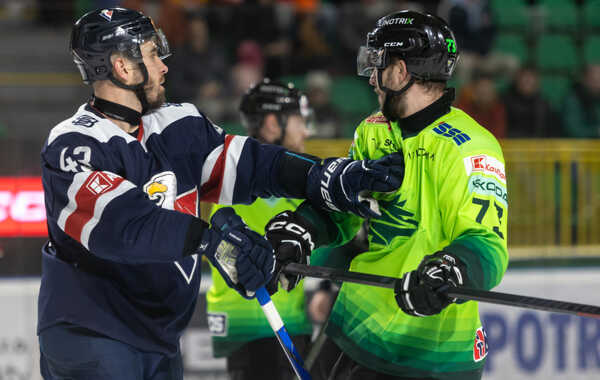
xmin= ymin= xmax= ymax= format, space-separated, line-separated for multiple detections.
xmin=206 ymin=198 xmax=312 ymax=357
xmin=38 ymin=102 xmax=288 ymax=356
xmin=326 ymin=107 xmax=509 ymax=379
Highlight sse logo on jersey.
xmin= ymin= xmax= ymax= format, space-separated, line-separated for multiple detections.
xmin=432 ymin=123 xmax=471 ymax=146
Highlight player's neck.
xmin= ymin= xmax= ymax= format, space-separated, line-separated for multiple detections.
xmin=93 ymin=84 xmax=142 ymax=133
xmin=399 ymin=86 xmax=444 ymax=118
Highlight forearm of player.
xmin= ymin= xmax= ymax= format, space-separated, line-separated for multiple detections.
xmin=443 ymin=234 xmax=508 ymax=291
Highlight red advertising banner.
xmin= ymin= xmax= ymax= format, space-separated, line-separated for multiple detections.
xmin=0 ymin=177 xmax=47 ymax=237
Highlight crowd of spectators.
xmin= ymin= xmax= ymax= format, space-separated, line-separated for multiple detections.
xmin=6 ymin=0 xmax=600 ymax=138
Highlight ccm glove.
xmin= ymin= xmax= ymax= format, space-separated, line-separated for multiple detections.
xmin=200 ymin=207 xmax=275 ymax=299
xmin=395 ymin=252 xmax=466 ymax=317
xmin=306 ymin=153 xmax=404 ymax=218
xmin=264 ymin=210 xmax=315 ymax=293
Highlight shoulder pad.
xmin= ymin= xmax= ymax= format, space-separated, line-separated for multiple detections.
xmin=47 ymin=104 xmax=134 ymax=146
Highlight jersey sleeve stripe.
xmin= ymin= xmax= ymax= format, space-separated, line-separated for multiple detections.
xmin=199 ymin=136 xmax=231 ymax=203
xmin=80 ymin=180 xmax=136 ymax=249
xmin=58 ymin=171 xmax=133 ymax=249
xmin=200 ymin=145 xmax=224 ymax=190
xmin=57 ymin=171 xmax=93 ymax=231
xmin=218 ymin=135 xmax=247 ymax=205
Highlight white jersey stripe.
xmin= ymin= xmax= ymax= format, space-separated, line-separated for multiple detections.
xmin=80 ymin=180 xmax=136 ymax=249
xmin=57 ymin=171 xmax=94 ymax=231
xmin=218 ymin=135 xmax=247 ymax=205
xmin=200 ymin=144 xmax=224 ymax=187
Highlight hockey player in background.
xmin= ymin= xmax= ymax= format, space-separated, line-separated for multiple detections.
xmin=37 ymin=8 xmax=405 ymax=380
xmin=207 ymin=79 xmax=314 ymax=379
xmin=264 ymin=10 xmax=509 ymax=380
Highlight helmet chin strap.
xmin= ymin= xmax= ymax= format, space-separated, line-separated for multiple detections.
xmin=377 ymin=69 xmax=415 ymax=121
xmin=377 ymin=69 xmax=415 ymax=99
xmin=273 ymin=114 xmax=289 ymax=146
xmin=108 ymin=62 xmax=151 ymax=115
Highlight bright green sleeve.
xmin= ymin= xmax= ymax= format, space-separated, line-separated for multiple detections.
xmin=296 ymin=123 xmax=367 ymax=255
xmin=437 ymin=144 xmax=509 ymax=291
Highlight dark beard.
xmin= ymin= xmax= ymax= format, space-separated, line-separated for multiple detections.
xmin=381 ymin=91 xmax=405 ymax=122
xmin=144 ymin=90 xmax=166 ymax=113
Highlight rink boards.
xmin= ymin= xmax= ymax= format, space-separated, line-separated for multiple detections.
xmin=2 ymin=267 xmax=600 ymax=380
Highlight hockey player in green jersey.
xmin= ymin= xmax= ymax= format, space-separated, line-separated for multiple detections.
xmin=264 ymin=10 xmax=509 ymax=380
xmin=206 ymin=79 xmax=314 ymax=379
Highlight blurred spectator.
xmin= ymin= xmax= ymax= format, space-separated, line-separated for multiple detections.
xmin=228 ymin=0 xmax=292 ymax=78
xmin=304 ymin=70 xmax=342 ymax=138
xmin=37 ymin=0 xmax=74 ymax=26
xmin=165 ymin=11 xmax=228 ymax=117
xmin=562 ymin=64 xmax=600 ymax=138
xmin=456 ymin=70 xmax=507 ymax=138
xmin=224 ymin=41 xmax=266 ymax=124
xmin=290 ymin=2 xmax=338 ymax=74
xmin=439 ymin=0 xmax=518 ymax=85
xmin=502 ymin=66 xmax=560 ymax=137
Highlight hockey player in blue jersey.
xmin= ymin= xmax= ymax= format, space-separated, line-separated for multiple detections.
xmin=37 ymin=7 xmax=405 ymax=380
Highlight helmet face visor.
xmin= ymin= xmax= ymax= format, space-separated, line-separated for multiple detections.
xmin=116 ymin=19 xmax=171 ymax=62
xmin=357 ymin=45 xmax=386 ymax=77
xmin=153 ymin=28 xmax=171 ymax=60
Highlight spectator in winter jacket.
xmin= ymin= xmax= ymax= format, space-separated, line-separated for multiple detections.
xmin=562 ymin=64 xmax=600 ymax=138
xmin=502 ymin=66 xmax=560 ymax=137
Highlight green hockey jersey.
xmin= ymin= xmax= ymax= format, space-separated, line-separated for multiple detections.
xmin=206 ymin=198 xmax=313 ymax=357
xmin=326 ymin=105 xmax=509 ymax=380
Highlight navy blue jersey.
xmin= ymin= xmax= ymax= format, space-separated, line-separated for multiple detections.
xmin=38 ymin=102 xmax=287 ymax=355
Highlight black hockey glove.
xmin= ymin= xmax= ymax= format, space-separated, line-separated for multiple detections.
xmin=264 ymin=210 xmax=316 ymax=294
xmin=200 ymin=207 xmax=275 ymax=299
xmin=395 ymin=252 xmax=466 ymax=317
xmin=306 ymin=153 xmax=404 ymax=218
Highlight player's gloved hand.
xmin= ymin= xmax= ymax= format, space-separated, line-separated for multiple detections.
xmin=395 ymin=252 xmax=465 ymax=317
xmin=306 ymin=153 xmax=404 ymax=218
xmin=200 ymin=207 xmax=275 ymax=299
xmin=264 ymin=210 xmax=315 ymax=294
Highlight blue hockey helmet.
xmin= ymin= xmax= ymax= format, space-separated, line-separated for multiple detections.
xmin=70 ymin=7 xmax=170 ymax=85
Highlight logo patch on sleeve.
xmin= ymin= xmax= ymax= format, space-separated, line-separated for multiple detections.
xmin=85 ymin=172 xmax=119 ymax=195
xmin=473 ymin=326 xmax=488 ymax=362
xmin=207 ymin=313 xmax=228 ymax=336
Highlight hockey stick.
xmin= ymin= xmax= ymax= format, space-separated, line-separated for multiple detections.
xmin=256 ymin=286 xmax=312 ymax=380
xmin=283 ymin=263 xmax=600 ymax=319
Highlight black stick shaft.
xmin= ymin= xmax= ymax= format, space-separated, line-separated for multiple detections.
xmin=283 ymin=263 xmax=600 ymax=319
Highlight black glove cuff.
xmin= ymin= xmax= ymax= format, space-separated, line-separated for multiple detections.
xmin=182 ymin=217 xmax=210 ymax=257
xmin=275 ymin=151 xmax=321 ymax=199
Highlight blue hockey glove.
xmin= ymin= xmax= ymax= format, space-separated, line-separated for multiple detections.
xmin=200 ymin=207 xmax=275 ymax=299
xmin=395 ymin=252 xmax=465 ymax=317
xmin=306 ymin=153 xmax=404 ymax=218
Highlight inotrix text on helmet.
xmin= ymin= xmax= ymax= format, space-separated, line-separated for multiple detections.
xmin=381 ymin=18 xmax=414 ymax=26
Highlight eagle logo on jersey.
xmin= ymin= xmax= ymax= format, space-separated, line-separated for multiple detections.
xmin=143 ymin=171 xmax=177 ymax=209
